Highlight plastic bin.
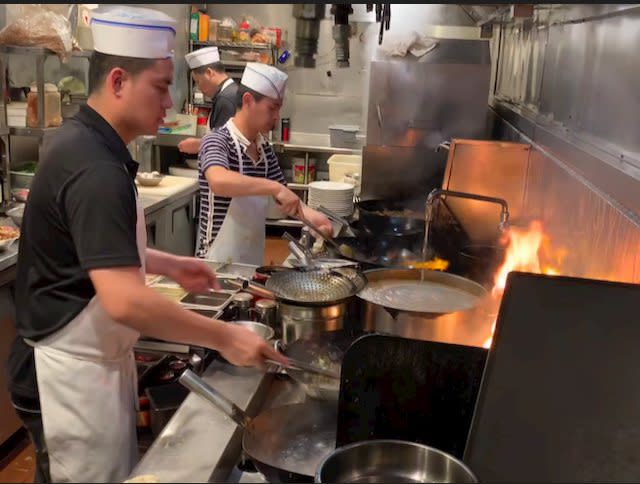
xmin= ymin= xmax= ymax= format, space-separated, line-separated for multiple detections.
xmin=329 ymin=125 xmax=360 ymax=148
xmin=328 ymin=154 xmax=362 ymax=182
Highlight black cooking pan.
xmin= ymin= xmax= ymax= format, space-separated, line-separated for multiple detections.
xmin=179 ymin=369 xmax=336 ymax=483
xmin=356 ymin=199 xmax=426 ymax=236
xmin=322 ymin=236 xmax=424 ymax=268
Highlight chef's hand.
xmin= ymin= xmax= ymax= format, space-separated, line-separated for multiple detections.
xmin=169 ymin=256 xmax=221 ymax=292
xmin=219 ymin=324 xmax=288 ymax=367
xmin=300 ymin=205 xmax=334 ymax=239
xmin=177 ymin=137 xmax=202 ymax=155
xmin=273 ymin=185 xmax=301 ymax=216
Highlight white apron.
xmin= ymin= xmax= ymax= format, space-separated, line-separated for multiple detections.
xmin=207 ymin=78 xmax=235 ymax=129
xmin=204 ymin=119 xmax=269 ymax=266
xmin=27 ymin=182 xmax=147 ymax=483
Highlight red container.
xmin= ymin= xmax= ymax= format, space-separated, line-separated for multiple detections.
xmin=281 ymin=117 xmax=290 ymax=142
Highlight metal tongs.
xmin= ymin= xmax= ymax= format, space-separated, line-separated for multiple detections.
xmin=265 ymin=356 xmax=340 ymax=380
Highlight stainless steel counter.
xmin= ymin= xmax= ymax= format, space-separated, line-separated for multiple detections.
xmin=128 ymin=361 xmax=307 ymax=483
xmin=0 ymin=183 xmax=198 ymax=275
xmin=138 ymin=177 xmax=199 ymax=215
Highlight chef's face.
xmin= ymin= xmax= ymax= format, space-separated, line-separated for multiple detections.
xmin=248 ymin=94 xmax=282 ymax=133
xmin=192 ymin=69 xmax=216 ymax=98
xmin=121 ymin=58 xmax=174 ymax=135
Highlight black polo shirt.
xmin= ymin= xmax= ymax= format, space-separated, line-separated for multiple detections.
xmin=7 ymin=104 xmax=142 ymax=402
xmin=209 ymin=78 xmax=238 ymax=129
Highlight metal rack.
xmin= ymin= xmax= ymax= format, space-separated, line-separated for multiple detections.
xmin=187 ymin=40 xmax=279 ymax=108
xmin=0 ymin=46 xmax=91 ymax=205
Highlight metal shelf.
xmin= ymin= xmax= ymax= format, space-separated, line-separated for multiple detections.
xmin=9 ymin=126 xmax=57 ymax=137
xmin=288 ymin=183 xmax=309 ymax=190
xmin=190 ymin=40 xmax=274 ymax=50
xmin=265 ymin=219 xmax=303 ymax=228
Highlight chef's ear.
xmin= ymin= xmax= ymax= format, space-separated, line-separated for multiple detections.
xmin=106 ymin=68 xmax=129 ymax=97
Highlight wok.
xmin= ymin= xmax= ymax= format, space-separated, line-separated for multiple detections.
xmin=179 ymin=369 xmax=337 ymax=483
xmin=278 ymin=329 xmax=369 ymax=400
xmin=356 ymin=199 xmax=426 ymax=236
xmin=323 ymin=236 xmax=423 ymax=268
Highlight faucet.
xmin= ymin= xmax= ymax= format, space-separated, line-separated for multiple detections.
xmin=422 ymin=188 xmax=510 ymax=261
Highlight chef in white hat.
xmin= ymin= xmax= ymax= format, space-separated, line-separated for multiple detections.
xmin=7 ymin=8 xmax=286 ymax=483
xmin=195 ymin=62 xmax=333 ymax=263
xmin=178 ymin=46 xmax=238 ymax=154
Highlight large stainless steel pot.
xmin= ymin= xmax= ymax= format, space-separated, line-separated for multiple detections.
xmin=280 ymin=302 xmax=346 ymax=343
xmin=315 ymin=439 xmax=478 ymax=483
xmin=357 ymin=269 xmax=494 ymax=347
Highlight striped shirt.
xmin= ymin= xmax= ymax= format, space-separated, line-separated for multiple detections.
xmin=196 ymin=121 xmax=286 ymax=258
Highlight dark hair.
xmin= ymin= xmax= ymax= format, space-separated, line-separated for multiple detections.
xmin=235 ymin=84 xmax=265 ymax=109
xmin=192 ymin=61 xmax=226 ymax=75
xmin=88 ymin=51 xmax=156 ymax=95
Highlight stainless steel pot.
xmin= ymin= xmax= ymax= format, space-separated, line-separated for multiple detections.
xmin=357 ymin=269 xmax=494 ymax=347
xmin=315 ymin=439 xmax=478 ymax=483
xmin=280 ymin=302 xmax=346 ymax=344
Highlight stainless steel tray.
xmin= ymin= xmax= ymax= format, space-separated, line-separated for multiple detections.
xmin=180 ymin=291 xmax=233 ymax=310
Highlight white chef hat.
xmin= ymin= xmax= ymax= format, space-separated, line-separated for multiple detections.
xmin=241 ymin=63 xmax=288 ymax=101
xmin=185 ymin=47 xmax=221 ymax=70
xmin=91 ymin=6 xmax=177 ymax=59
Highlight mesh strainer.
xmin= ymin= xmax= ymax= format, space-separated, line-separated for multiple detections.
xmin=265 ymin=268 xmax=366 ymax=304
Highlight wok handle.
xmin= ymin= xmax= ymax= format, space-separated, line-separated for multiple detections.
xmin=227 ymin=278 xmax=276 ymax=300
xmin=179 ymin=369 xmax=250 ymax=428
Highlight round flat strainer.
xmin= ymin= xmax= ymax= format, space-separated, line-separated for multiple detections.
xmin=266 ymin=268 xmax=365 ymax=304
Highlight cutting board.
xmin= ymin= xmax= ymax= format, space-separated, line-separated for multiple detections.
xmin=465 ymin=271 xmax=640 ymax=482
xmin=136 ymin=175 xmax=198 ymax=197
xmin=337 ymin=334 xmax=487 ymax=459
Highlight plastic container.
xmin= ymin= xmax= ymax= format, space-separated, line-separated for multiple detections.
xmin=27 ymin=83 xmax=62 ymax=128
xmin=198 ymin=12 xmax=210 ymax=42
xmin=327 ymin=154 xmax=362 ymax=182
xmin=293 ymin=157 xmax=316 ymax=183
xmin=209 ymin=19 xmax=220 ymax=42
xmin=238 ymin=20 xmax=251 ymax=43
xmin=190 ymin=12 xmax=199 ymax=41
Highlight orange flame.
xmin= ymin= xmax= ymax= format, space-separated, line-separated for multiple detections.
xmin=483 ymin=220 xmax=566 ymax=348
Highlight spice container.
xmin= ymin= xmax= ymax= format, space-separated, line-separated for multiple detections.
xmin=293 ymin=157 xmax=316 ymax=183
xmin=238 ymin=20 xmax=251 ymax=43
xmin=209 ymin=19 xmax=220 ymax=42
xmin=27 ymin=83 xmax=62 ymax=128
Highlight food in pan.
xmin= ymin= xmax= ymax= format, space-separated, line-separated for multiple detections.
xmin=405 ymin=257 xmax=450 ymax=271
xmin=0 ymin=226 xmax=20 ymax=240
xmin=306 ymin=355 xmax=341 ymax=389
xmin=371 ymin=208 xmax=423 ymax=219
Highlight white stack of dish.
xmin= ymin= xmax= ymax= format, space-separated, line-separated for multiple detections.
xmin=307 ymin=181 xmax=354 ymax=217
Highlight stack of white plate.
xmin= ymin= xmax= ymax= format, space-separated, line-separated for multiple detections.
xmin=307 ymin=181 xmax=354 ymax=217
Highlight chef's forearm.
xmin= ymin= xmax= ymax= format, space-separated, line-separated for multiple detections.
xmin=90 ymin=267 xmax=231 ymax=350
xmin=145 ymin=248 xmax=181 ymax=277
xmin=121 ymin=288 xmax=231 ymax=349
xmin=205 ymin=166 xmax=280 ymax=198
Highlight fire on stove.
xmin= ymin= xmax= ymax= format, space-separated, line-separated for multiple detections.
xmin=482 ymin=220 xmax=569 ymax=348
